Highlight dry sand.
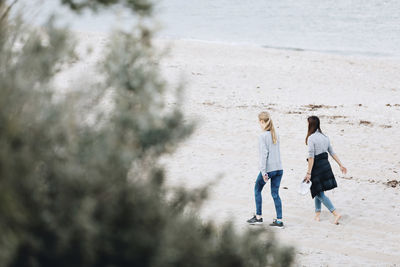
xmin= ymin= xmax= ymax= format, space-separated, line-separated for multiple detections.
xmin=68 ymin=32 xmax=400 ymax=266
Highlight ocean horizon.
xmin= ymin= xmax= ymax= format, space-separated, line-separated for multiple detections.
xmin=17 ymin=0 xmax=400 ymax=58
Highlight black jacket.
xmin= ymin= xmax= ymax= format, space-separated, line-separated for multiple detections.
xmin=309 ymin=152 xmax=337 ymax=198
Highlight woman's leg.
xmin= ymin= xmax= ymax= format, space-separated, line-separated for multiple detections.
xmin=332 ymin=210 xmax=342 ymax=225
xmin=269 ymin=170 xmax=283 ymax=220
xmin=317 ymin=191 xmax=341 ymax=224
xmin=314 ymin=196 xmax=322 ymax=221
xmin=254 ymin=172 xmax=266 ymax=217
xmin=317 ymin=191 xmax=335 ymax=212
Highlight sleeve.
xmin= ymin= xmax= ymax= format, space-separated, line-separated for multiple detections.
xmin=307 ymin=136 xmax=315 ymax=158
xmin=259 ymin=134 xmax=269 ymax=176
xmin=327 ymin=137 xmax=335 ymax=156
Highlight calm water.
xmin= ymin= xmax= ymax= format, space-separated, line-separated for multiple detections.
xmin=18 ymin=0 xmax=400 ymax=57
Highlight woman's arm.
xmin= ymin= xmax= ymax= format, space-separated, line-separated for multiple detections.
xmin=332 ymin=154 xmax=347 ymax=174
xmin=327 ymin=137 xmax=347 ymax=174
xmin=305 ymin=136 xmax=314 ymax=181
xmin=305 ymin=157 xmax=314 ymax=182
xmin=259 ymin=134 xmax=269 ymax=181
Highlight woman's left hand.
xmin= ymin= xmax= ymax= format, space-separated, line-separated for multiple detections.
xmin=304 ymin=173 xmax=311 ymax=182
xmin=340 ymin=165 xmax=347 ymax=174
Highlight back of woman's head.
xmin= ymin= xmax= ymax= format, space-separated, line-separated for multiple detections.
xmin=258 ymin=111 xmax=277 ymax=144
xmin=306 ymin=116 xmax=322 ymax=144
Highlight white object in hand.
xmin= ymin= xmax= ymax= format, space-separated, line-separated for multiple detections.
xmin=298 ymin=180 xmax=312 ymax=195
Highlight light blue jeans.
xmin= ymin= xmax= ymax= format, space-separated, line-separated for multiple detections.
xmin=314 ymin=191 xmax=335 ymax=212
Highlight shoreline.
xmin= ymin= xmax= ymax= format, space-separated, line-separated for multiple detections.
xmin=72 ymin=30 xmax=400 ymax=60
xmin=161 ymin=36 xmax=400 ymax=59
xmin=159 ymin=36 xmax=400 ymax=60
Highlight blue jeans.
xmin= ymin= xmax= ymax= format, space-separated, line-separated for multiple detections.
xmin=254 ymin=170 xmax=283 ymax=219
xmin=314 ymin=191 xmax=336 ymax=212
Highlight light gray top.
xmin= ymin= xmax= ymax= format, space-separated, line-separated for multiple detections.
xmin=259 ymin=131 xmax=283 ymax=175
xmin=307 ymin=130 xmax=335 ymax=158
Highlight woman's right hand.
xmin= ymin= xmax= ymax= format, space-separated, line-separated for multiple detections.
xmin=340 ymin=165 xmax=347 ymax=174
xmin=304 ymin=173 xmax=311 ymax=182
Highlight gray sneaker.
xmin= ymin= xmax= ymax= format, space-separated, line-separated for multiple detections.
xmin=269 ymin=219 xmax=284 ymax=228
xmin=247 ymin=215 xmax=263 ymax=225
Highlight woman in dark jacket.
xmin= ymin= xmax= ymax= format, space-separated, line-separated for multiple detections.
xmin=304 ymin=116 xmax=347 ymax=224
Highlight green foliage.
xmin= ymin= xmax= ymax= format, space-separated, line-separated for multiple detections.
xmin=61 ymin=0 xmax=153 ymax=15
xmin=0 ymin=1 xmax=294 ymax=266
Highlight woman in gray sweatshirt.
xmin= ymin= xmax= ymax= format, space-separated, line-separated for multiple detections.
xmin=247 ymin=112 xmax=284 ymax=227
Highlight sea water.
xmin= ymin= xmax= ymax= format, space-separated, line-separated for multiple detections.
xmin=16 ymin=0 xmax=400 ymax=57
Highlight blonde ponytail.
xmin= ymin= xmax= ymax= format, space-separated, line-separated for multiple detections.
xmin=258 ymin=111 xmax=277 ymax=144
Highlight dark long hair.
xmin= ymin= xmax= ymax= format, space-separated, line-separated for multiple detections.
xmin=305 ymin=116 xmax=322 ymax=145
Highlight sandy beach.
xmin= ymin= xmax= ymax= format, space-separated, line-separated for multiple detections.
xmin=68 ymin=32 xmax=400 ymax=266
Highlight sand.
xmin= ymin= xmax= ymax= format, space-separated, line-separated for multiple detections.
xmin=68 ymin=32 xmax=400 ymax=266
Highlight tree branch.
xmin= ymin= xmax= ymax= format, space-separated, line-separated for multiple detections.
xmin=0 ymin=0 xmax=19 ymax=23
